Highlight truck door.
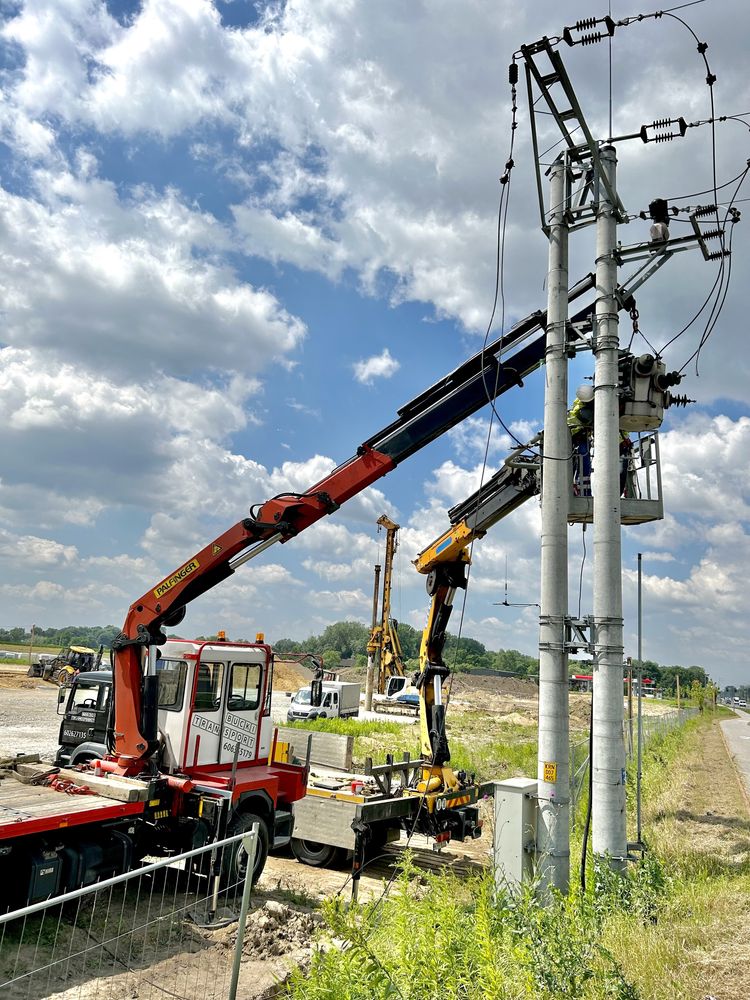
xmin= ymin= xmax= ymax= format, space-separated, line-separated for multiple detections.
xmin=186 ymin=658 xmax=226 ymax=767
xmin=218 ymin=652 xmax=267 ymax=764
xmin=58 ymin=677 xmax=110 ymax=751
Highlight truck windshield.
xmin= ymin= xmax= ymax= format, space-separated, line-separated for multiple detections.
xmin=293 ymin=689 xmax=312 ymax=705
xmin=68 ymin=682 xmax=108 ymax=713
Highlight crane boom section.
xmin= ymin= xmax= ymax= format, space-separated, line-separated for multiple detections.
xmin=413 ymin=448 xmax=541 ymax=774
xmin=414 ymin=459 xmax=540 ymax=575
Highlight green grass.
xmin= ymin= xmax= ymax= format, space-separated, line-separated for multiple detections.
xmin=0 ymin=641 xmax=58 ymax=653
xmin=283 ymin=713 xmax=537 ymax=782
xmin=286 ymin=855 xmax=663 ymax=999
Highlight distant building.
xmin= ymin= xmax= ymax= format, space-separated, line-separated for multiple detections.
xmin=570 ymin=674 xmax=658 ymax=696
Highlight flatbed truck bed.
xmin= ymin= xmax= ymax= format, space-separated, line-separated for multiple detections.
xmin=0 ymin=773 xmax=146 ymax=840
xmin=276 ymin=728 xmax=491 ymax=875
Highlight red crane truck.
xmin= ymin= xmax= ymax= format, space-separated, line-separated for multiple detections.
xmin=0 ymin=274 xmax=650 ymax=903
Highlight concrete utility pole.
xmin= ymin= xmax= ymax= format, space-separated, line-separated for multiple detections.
xmin=591 ymin=145 xmax=627 ymax=870
xmin=537 ymin=155 xmax=571 ymax=894
xmin=636 ymin=552 xmax=643 ymax=846
xmin=364 ymin=563 xmax=381 ymax=712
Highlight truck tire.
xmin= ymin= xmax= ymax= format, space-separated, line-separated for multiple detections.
xmin=223 ymin=812 xmax=269 ymax=889
xmin=290 ymin=837 xmax=345 ymax=868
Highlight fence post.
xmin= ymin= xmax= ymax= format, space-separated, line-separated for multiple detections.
xmin=228 ymin=824 xmax=258 ymax=1000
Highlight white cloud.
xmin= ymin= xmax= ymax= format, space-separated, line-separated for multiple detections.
xmin=352 ymin=348 xmax=400 ymax=386
xmin=0 ymin=177 xmax=306 ymax=384
xmin=313 ymin=588 xmax=371 ymax=611
xmin=0 ymin=532 xmax=78 ymax=568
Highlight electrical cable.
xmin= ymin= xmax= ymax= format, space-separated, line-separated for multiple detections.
xmin=678 ymin=218 xmax=737 ymax=373
xmin=663 ymin=163 xmax=749 ymax=203
xmin=658 ymin=165 xmax=748 ymax=363
xmin=577 ymin=524 xmax=587 ymax=621
xmin=619 ymin=10 xmax=750 ymax=376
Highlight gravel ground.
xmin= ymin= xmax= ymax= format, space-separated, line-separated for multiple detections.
xmin=0 ymin=678 xmax=61 ymax=759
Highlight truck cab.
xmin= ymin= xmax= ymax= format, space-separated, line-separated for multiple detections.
xmin=57 ymin=639 xmax=282 ymax=774
xmin=154 ymin=638 xmax=276 ymax=771
xmin=55 ymin=670 xmax=112 ymax=767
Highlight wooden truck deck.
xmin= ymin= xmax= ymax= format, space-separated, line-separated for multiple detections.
xmin=0 ymin=757 xmax=147 ymax=840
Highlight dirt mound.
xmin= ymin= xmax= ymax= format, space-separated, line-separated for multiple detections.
xmin=243 ymin=900 xmax=321 ymax=958
xmin=451 ymin=673 xmax=538 ymax=699
xmin=273 ymin=660 xmax=310 ymax=692
xmin=0 ymin=669 xmax=43 ymax=691
xmin=214 ymin=899 xmax=321 ymax=961
xmin=496 ymin=711 xmax=536 ymax=727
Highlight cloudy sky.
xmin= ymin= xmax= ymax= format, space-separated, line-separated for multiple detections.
xmin=1 ymin=0 xmax=748 ymax=687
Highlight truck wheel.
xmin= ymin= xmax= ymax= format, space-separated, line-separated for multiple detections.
xmin=290 ymin=837 xmax=344 ymax=868
xmin=223 ymin=812 xmax=270 ymax=889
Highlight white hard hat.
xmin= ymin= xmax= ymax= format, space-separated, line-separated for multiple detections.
xmin=577 ymin=384 xmax=594 ymax=403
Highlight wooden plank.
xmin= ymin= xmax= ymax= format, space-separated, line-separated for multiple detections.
xmin=55 ymin=768 xmax=149 ymax=803
xmin=12 ymin=763 xmax=59 ymax=784
xmin=276 ymin=728 xmax=353 ymax=771
xmin=0 ymin=781 xmax=142 ymax=825
xmin=0 ymin=753 xmax=40 ymax=768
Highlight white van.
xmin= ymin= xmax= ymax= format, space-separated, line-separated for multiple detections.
xmin=287 ymin=681 xmax=360 ymax=722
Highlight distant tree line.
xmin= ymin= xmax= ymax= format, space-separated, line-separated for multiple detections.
xmin=630 ymin=660 xmax=708 ymax=697
xmin=271 ymin=619 xmax=539 ymax=676
xmin=0 ymin=626 xmax=120 ymax=649
xmin=1 ymin=623 xmax=713 ymax=691
xmin=272 ymin=623 xmax=714 ymax=691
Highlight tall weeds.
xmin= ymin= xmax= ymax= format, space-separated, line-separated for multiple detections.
xmin=285 ymin=852 xmax=673 ymax=999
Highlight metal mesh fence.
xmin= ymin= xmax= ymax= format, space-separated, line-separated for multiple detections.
xmin=569 ymin=706 xmax=699 ymax=816
xmin=0 ymin=829 xmax=259 ymax=1000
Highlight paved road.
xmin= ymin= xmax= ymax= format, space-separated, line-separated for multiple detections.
xmin=720 ymin=709 xmax=750 ymax=803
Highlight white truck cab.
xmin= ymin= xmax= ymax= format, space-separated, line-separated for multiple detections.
xmin=154 ymin=638 xmax=275 ymax=772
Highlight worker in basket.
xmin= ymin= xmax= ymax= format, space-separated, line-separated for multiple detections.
xmin=568 ymin=383 xmax=632 ymax=497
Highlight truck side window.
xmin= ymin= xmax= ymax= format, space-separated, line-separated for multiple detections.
xmin=194 ymin=662 xmax=224 ymax=712
xmin=156 ymin=658 xmax=188 ymax=711
xmin=264 ymin=660 xmax=273 ymax=716
xmin=227 ymin=663 xmax=261 ymax=712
